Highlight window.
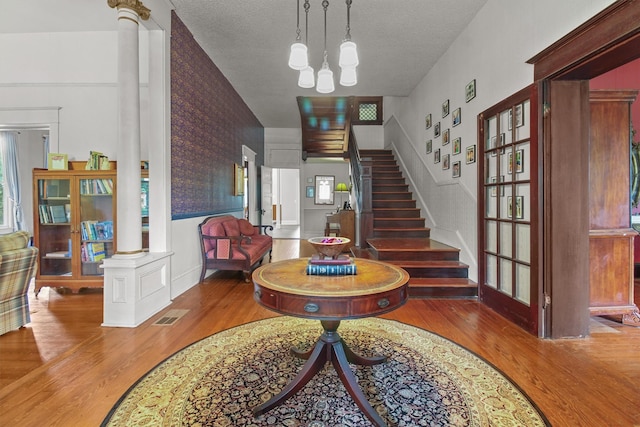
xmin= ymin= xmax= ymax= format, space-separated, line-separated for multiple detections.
xmin=351 ymin=96 xmax=383 ymax=125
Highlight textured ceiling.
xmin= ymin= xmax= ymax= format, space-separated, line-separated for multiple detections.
xmin=1 ymin=0 xmax=489 ymax=128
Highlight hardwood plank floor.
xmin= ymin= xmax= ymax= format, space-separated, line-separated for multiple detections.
xmin=1 ymin=239 xmax=639 ymax=426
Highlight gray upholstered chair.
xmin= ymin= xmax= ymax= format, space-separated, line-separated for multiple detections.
xmin=0 ymin=231 xmax=38 ymax=335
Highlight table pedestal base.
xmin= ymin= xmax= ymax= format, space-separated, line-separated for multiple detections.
xmin=253 ymin=320 xmax=387 ymax=427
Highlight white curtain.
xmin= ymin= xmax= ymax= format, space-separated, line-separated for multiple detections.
xmin=43 ymin=134 xmax=49 ymax=168
xmin=0 ymin=131 xmax=25 ymax=231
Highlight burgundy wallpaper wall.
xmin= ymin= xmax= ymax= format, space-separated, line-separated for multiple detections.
xmin=171 ymin=12 xmax=264 ymax=220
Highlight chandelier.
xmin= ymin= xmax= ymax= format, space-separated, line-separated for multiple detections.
xmin=288 ymin=0 xmax=359 ymax=93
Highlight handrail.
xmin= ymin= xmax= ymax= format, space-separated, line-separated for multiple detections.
xmin=347 ymin=125 xmax=373 ymax=248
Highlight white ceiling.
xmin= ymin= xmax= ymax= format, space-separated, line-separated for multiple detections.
xmin=2 ymin=0 xmax=489 ymax=128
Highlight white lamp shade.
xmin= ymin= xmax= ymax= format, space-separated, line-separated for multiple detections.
xmin=339 ymin=65 xmax=357 ymax=87
xmin=298 ymin=66 xmax=315 ymax=88
xmin=316 ymin=65 xmax=335 ymax=93
xmin=288 ymin=42 xmax=308 ymax=70
xmin=339 ymin=41 xmax=359 ymax=68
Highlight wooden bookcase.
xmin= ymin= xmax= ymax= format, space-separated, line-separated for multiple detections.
xmin=32 ymin=162 xmax=149 ymax=295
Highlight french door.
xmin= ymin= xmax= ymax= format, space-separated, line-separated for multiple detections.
xmin=478 ymin=85 xmax=540 ymax=335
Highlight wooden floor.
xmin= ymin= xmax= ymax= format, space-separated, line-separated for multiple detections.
xmin=1 ymin=239 xmax=640 ymax=426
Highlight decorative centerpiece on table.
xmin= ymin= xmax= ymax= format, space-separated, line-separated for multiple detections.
xmin=306 ymin=237 xmax=356 ymax=275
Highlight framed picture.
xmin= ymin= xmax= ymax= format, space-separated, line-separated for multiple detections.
xmin=426 ymin=139 xmax=433 ymax=154
xmin=47 ymin=153 xmax=68 ymax=170
xmin=306 ymin=186 xmax=314 ymax=198
xmin=234 ymin=163 xmax=244 ymax=196
xmin=466 ymin=145 xmax=476 ymax=164
xmin=425 ymin=114 xmax=432 ymax=129
xmin=453 ymin=137 xmax=461 ymax=155
xmin=507 ymin=196 xmax=513 ymax=217
xmin=442 ymin=99 xmax=450 ymax=118
xmin=452 ymin=161 xmax=461 ymax=178
xmin=490 ymin=136 xmax=497 ymax=157
xmin=434 ymin=122 xmax=441 ymax=138
xmin=491 ymin=177 xmax=497 ymax=197
xmin=516 ymin=149 xmax=524 ymax=173
xmin=508 ymin=152 xmax=513 ymax=174
xmin=452 ymin=108 xmax=461 ymax=127
xmin=442 ymin=154 xmax=450 ymax=170
xmin=508 ymin=104 xmax=524 ymax=130
xmin=442 ymin=128 xmax=450 ymax=145
xmin=465 ymin=79 xmax=476 ymax=103
xmin=515 ymin=196 xmax=524 ymax=219
xmin=434 ymin=148 xmax=441 ymax=164
xmin=314 ymin=175 xmax=334 ymax=205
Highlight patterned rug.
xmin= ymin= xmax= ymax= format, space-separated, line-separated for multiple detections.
xmin=102 ymin=317 xmax=548 ymax=426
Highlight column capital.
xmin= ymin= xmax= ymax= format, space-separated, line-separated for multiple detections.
xmin=107 ymin=0 xmax=150 ymax=21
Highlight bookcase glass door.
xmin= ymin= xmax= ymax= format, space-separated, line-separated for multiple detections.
xmin=37 ymin=177 xmax=72 ymax=276
xmin=479 ymin=86 xmax=538 ymax=334
xmin=79 ymin=178 xmax=114 ymax=276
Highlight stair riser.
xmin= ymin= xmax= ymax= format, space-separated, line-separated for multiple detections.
xmin=373 ymin=185 xmax=409 ymax=192
xmin=373 ymin=193 xmax=413 ymax=200
xmin=409 ymin=287 xmax=478 ymax=298
xmin=373 ymin=230 xmax=430 ymax=238
xmin=372 ymin=178 xmax=405 ymax=185
xmin=401 ymin=266 xmax=468 ymax=278
xmin=373 ymin=209 xmax=421 ymax=218
xmin=373 ymin=200 xmax=416 ymax=208
xmin=373 ymin=251 xmax=460 ymax=261
xmin=374 ymin=219 xmax=425 ymax=228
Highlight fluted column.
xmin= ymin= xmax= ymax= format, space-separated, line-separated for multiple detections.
xmin=108 ymin=0 xmax=149 ymax=257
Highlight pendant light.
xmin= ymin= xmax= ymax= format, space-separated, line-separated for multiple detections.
xmin=298 ymin=0 xmax=315 ymax=88
xmin=338 ymin=0 xmax=358 ymax=68
xmin=316 ymin=0 xmax=335 ymax=94
xmin=288 ymin=0 xmax=308 ymax=70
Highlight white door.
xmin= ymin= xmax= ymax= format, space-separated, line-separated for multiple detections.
xmin=261 ymin=165 xmax=273 ymax=226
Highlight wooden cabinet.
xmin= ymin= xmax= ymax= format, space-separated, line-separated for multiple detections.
xmin=33 ymin=167 xmax=117 ymax=294
xmin=588 ymin=90 xmax=640 ymax=325
xmin=325 ymin=210 xmax=355 ymax=251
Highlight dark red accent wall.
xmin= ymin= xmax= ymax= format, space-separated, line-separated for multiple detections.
xmin=170 ymin=12 xmax=264 ymax=219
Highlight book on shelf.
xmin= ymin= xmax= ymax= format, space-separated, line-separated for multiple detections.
xmin=81 ymin=242 xmax=107 ymax=262
xmin=45 ymin=251 xmax=70 ymax=258
xmin=306 ymin=262 xmax=357 ymax=276
xmin=309 ymin=254 xmax=352 ymax=265
xmin=49 ymin=205 xmax=67 ymax=223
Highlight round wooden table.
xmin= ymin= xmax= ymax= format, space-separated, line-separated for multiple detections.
xmin=252 ymin=257 xmax=409 ymax=427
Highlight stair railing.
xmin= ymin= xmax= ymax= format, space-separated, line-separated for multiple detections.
xmin=347 ymin=126 xmax=373 ymax=248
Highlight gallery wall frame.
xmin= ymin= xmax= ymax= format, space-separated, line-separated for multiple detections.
xmin=314 ymin=175 xmax=335 ymax=205
xmin=465 ymin=79 xmax=476 ymax=102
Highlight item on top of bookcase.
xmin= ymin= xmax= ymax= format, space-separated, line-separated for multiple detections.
xmin=307 ymin=236 xmax=350 ymax=259
xmin=309 ymin=253 xmax=352 ymax=265
xmin=85 ymin=151 xmax=110 ymax=170
xmin=305 ymin=262 xmax=357 ymax=276
xmin=47 ymin=153 xmax=68 ymax=170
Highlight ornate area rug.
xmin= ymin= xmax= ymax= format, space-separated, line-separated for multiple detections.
xmin=102 ymin=317 xmax=548 ymax=426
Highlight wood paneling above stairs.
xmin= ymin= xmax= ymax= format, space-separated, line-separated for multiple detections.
xmin=353 ymin=149 xmax=477 ymax=298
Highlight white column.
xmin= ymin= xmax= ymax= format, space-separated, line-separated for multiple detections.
xmin=108 ymin=0 xmax=150 ymax=257
xmin=103 ymin=0 xmax=173 ymax=329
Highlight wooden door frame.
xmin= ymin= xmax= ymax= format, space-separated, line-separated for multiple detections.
xmin=527 ymin=0 xmax=640 ymax=337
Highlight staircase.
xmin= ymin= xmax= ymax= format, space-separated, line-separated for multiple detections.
xmin=352 ymin=149 xmax=477 ymax=298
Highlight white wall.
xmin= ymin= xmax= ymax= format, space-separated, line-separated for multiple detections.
xmin=385 ymin=0 xmax=616 ymax=281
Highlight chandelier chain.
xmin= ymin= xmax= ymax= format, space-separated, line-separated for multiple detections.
xmin=322 ymin=0 xmax=329 ymax=53
xmin=304 ymin=0 xmax=310 ymax=45
xmin=295 ymin=0 xmax=302 ymax=42
xmin=345 ymin=0 xmax=352 ymax=40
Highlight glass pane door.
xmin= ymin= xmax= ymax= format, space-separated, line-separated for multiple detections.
xmin=37 ymin=178 xmax=72 ymax=277
xmin=479 ymin=86 xmax=539 ymax=334
xmin=79 ymin=178 xmax=114 ymax=276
